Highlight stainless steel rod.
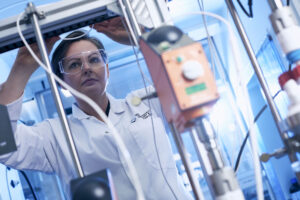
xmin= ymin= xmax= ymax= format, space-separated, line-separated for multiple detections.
xmin=118 ymin=0 xmax=139 ymax=46
xmin=190 ymin=127 xmax=216 ymax=199
xmin=267 ymin=0 xmax=284 ymax=11
xmin=122 ymin=0 xmax=142 ymax=37
xmin=225 ymin=0 xmax=283 ymax=134
xmin=225 ymin=0 xmax=300 ymax=181
xmin=194 ymin=119 xmax=224 ymax=171
xmin=28 ymin=2 xmax=84 ymax=178
xmin=169 ymin=123 xmax=204 ymax=200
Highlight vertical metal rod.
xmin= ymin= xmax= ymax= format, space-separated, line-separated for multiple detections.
xmin=28 ymin=2 xmax=84 ymax=178
xmin=169 ymin=123 xmax=204 ymax=200
xmin=191 ymin=119 xmax=245 ymax=200
xmin=190 ymin=127 xmax=216 ymax=199
xmin=194 ymin=119 xmax=224 ymax=171
xmin=154 ymin=0 xmax=169 ymax=25
xmin=268 ymin=0 xmax=284 ymax=11
xmin=225 ymin=0 xmax=282 ymax=129
xmin=225 ymin=0 xmax=300 ymax=181
xmin=118 ymin=0 xmax=139 ymax=46
xmin=122 ymin=0 xmax=142 ymax=36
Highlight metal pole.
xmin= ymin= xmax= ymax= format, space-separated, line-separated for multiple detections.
xmin=267 ymin=0 xmax=284 ymax=11
xmin=225 ymin=0 xmax=300 ymax=181
xmin=191 ymin=118 xmax=245 ymax=200
xmin=118 ymin=0 xmax=139 ymax=46
xmin=225 ymin=0 xmax=283 ymax=130
xmin=122 ymin=0 xmax=142 ymax=37
xmin=27 ymin=2 xmax=84 ymax=178
xmin=169 ymin=123 xmax=204 ymax=200
xmin=190 ymin=127 xmax=216 ymax=199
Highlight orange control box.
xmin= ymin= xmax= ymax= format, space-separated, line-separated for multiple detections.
xmin=139 ymin=40 xmax=219 ymax=131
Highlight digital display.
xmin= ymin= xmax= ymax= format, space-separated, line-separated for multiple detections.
xmin=185 ymin=83 xmax=206 ymax=95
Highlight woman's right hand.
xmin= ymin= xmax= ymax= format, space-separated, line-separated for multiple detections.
xmin=13 ymin=36 xmax=60 ymax=72
xmin=0 ymin=36 xmax=60 ymax=105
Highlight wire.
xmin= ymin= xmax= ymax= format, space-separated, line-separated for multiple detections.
xmin=16 ymin=12 xmax=145 ymax=200
xmin=119 ymin=16 xmax=179 ymax=200
xmin=194 ymin=2 xmax=249 ymax=169
xmin=115 ymin=14 xmax=152 ymax=86
xmin=234 ymin=90 xmax=282 ymax=172
xmin=173 ymin=11 xmax=264 ymax=200
xmin=118 ymin=0 xmax=139 ymax=46
xmin=5 ymin=167 xmax=12 ymax=200
xmin=6 ymin=168 xmax=37 ymax=200
xmin=61 ymin=24 xmax=94 ymax=41
xmin=130 ymin=49 xmax=154 ymax=86
xmin=19 ymin=170 xmax=37 ymax=200
xmin=197 ymin=0 xmax=216 ymax=77
xmin=236 ymin=0 xmax=253 ymax=18
xmin=196 ymin=0 xmax=249 ymax=187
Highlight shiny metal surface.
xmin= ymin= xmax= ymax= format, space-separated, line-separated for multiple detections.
xmin=28 ymin=2 xmax=84 ymax=178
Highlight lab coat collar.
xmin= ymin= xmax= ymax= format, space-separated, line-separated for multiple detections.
xmin=71 ymin=93 xmax=125 ymax=120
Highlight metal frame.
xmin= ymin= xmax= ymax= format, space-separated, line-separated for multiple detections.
xmin=0 ymin=0 xmax=251 ymax=198
xmin=225 ymin=0 xmax=300 ymax=183
xmin=0 ymin=0 xmax=172 ymax=182
xmin=0 ymin=0 xmax=171 ymax=53
xmin=0 ymin=0 xmax=117 ymax=53
xmin=26 ymin=2 xmax=85 ymax=177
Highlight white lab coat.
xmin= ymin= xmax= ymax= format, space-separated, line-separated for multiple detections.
xmin=0 ymin=87 xmax=193 ymax=200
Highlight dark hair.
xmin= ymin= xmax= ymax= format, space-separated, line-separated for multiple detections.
xmin=51 ymin=30 xmax=105 ymax=80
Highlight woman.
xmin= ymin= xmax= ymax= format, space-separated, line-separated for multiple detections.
xmin=0 ymin=24 xmax=192 ymax=199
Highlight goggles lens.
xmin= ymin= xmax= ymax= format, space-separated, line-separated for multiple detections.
xmin=59 ymin=49 xmax=107 ymax=75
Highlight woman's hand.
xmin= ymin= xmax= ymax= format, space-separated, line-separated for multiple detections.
xmin=14 ymin=36 xmax=60 ymax=72
xmin=91 ymin=17 xmax=133 ymax=45
xmin=0 ymin=36 xmax=60 ymax=105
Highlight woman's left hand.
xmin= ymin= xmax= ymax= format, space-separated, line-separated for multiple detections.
xmin=91 ymin=16 xmax=132 ymax=45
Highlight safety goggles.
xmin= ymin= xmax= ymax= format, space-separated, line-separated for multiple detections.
xmin=59 ymin=49 xmax=107 ymax=75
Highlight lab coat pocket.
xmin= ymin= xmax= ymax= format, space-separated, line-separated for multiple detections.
xmin=128 ymin=116 xmax=176 ymax=170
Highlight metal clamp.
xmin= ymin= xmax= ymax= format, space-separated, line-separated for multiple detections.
xmin=24 ymin=2 xmax=45 ymax=23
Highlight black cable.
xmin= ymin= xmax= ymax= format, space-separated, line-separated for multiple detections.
xmin=234 ymin=90 xmax=282 ymax=172
xmin=287 ymin=0 xmax=290 ymax=6
xmin=249 ymin=0 xmax=253 ymax=17
xmin=19 ymin=170 xmax=37 ymax=200
xmin=236 ymin=0 xmax=253 ymax=18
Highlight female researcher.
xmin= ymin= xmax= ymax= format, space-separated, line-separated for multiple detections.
xmin=0 ymin=24 xmax=192 ymax=199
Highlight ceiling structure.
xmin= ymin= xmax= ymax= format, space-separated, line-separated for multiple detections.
xmin=0 ymin=0 xmax=225 ymax=87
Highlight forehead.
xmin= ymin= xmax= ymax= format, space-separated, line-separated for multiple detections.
xmin=65 ymin=40 xmax=99 ymax=57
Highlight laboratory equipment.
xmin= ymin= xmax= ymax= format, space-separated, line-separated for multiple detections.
xmin=1 ymin=0 xmax=299 ymax=199
xmin=253 ymin=0 xmax=300 ymax=185
xmin=0 ymin=0 xmax=247 ymax=199
xmin=71 ymin=169 xmax=116 ymax=200
xmin=0 ymin=105 xmax=17 ymax=156
xmin=138 ymin=24 xmax=244 ymax=200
